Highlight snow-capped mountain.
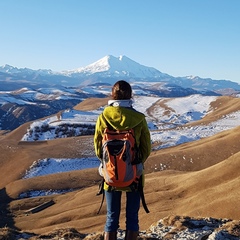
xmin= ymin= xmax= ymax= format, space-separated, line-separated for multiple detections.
xmin=64 ymin=55 xmax=170 ymax=79
xmin=1 ymin=55 xmax=240 ymax=93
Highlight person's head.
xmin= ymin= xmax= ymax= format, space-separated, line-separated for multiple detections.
xmin=111 ymin=80 xmax=132 ymax=100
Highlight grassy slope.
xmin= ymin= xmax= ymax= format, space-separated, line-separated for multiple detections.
xmin=0 ymin=96 xmax=240 ymax=234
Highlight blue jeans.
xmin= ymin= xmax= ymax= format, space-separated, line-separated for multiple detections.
xmin=104 ymin=190 xmax=140 ymax=232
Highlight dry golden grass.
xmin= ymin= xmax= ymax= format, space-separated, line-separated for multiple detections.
xmin=74 ymin=97 xmax=110 ymax=111
xmin=0 ymin=96 xmax=240 ymax=235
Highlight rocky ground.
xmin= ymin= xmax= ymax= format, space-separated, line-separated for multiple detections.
xmin=0 ymin=216 xmax=239 ymax=240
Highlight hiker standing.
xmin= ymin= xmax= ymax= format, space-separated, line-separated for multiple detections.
xmin=94 ymin=80 xmax=151 ymax=240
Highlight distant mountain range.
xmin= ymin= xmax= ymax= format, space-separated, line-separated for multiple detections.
xmin=1 ymin=55 xmax=240 ymax=131
xmin=1 ymin=55 xmax=240 ymax=93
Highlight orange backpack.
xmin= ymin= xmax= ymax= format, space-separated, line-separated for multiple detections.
xmin=101 ymin=126 xmax=141 ymax=188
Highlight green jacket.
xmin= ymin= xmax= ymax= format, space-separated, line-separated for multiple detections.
xmin=94 ymin=104 xmax=151 ymax=164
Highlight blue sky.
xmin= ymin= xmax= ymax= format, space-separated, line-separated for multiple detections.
xmin=0 ymin=0 xmax=240 ymax=83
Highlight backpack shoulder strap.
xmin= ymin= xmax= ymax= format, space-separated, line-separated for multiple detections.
xmin=138 ymin=175 xmax=150 ymax=213
xmin=96 ymin=176 xmax=150 ymax=214
xmin=96 ymin=178 xmax=105 ymax=214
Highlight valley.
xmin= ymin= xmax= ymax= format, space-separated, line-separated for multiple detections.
xmin=0 ymin=94 xmax=240 ymax=239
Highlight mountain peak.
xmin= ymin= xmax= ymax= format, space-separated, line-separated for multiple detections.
xmin=1 ymin=64 xmax=15 ymax=70
xmin=68 ymin=55 xmax=167 ymax=79
xmin=118 ymin=55 xmax=129 ymax=61
xmin=0 ymin=64 xmax=21 ymax=74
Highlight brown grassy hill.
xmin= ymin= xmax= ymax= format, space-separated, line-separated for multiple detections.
xmin=0 ymin=95 xmax=240 ymax=235
xmin=74 ymin=97 xmax=110 ymax=111
xmin=0 ymin=128 xmax=96 ymax=189
xmin=4 ymin=149 xmax=240 ymax=235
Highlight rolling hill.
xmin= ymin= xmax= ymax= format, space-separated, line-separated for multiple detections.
xmin=0 ymin=95 xmax=240 ymax=239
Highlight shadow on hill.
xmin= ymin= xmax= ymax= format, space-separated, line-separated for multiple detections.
xmin=0 ymin=188 xmax=17 ymax=230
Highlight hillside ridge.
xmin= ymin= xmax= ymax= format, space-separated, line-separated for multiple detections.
xmin=0 ymin=95 xmax=240 ymax=239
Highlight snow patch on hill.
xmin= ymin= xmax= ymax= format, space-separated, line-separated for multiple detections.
xmin=23 ymin=158 xmax=99 ymax=179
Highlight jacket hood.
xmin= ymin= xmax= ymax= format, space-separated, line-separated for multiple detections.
xmin=108 ymin=99 xmax=133 ymax=108
xmin=102 ymin=103 xmax=146 ymax=130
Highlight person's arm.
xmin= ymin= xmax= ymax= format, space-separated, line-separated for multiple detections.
xmin=94 ymin=115 xmax=103 ymax=160
xmin=139 ymin=119 xmax=151 ymax=162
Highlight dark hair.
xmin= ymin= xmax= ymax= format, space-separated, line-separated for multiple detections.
xmin=112 ymin=80 xmax=132 ymax=100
